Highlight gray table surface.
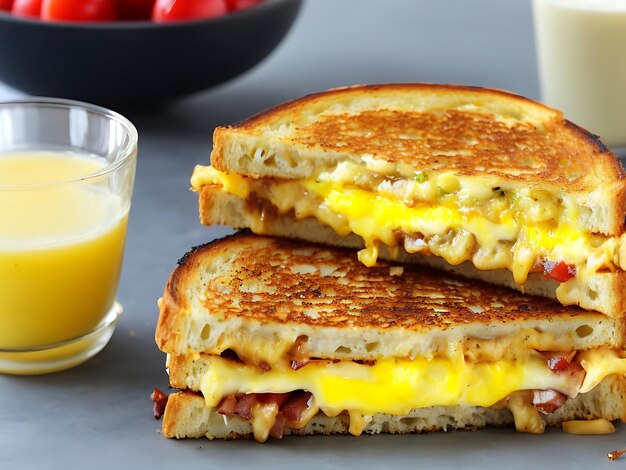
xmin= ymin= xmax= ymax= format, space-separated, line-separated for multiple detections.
xmin=2 ymin=1 xmax=626 ymax=469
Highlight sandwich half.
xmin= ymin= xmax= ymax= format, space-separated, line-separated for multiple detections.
xmin=190 ymin=84 xmax=626 ymax=316
xmin=155 ymin=233 xmax=626 ymax=442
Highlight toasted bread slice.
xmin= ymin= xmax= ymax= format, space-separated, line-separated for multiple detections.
xmin=197 ymin=187 xmax=626 ymax=317
xmin=155 ymin=232 xmax=626 ymax=367
xmin=162 ymin=376 xmax=626 ymax=440
xmin=208 ymin=84 xmax=626 ymax=235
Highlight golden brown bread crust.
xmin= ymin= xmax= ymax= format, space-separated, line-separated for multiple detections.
xmin=161 ymin=233 xmax=613 ymax=331
xmin=155 ymin=232 xmax=626 ymax=361
xmin=231 ymin=84 xmax=550 ymax=130
xmin=210 ymin=84 xmax=626 ymax=235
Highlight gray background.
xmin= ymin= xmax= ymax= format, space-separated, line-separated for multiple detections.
xmin=1 ymin=1 xmax=624 ymax=468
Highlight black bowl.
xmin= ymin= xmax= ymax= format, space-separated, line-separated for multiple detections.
xmin=0 ymin=0 xmax=302 ymax=106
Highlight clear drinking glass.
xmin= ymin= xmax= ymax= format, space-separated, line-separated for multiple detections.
xmin=533 ymin=0 xmax=626 ymax=149
xmin=0 ymin=98 xmax=137 ymax=374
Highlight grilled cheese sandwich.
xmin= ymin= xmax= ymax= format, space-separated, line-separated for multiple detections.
xmin=191 ymin=84 xmax=626 ymax=316
xmin=155 ymin=233 xmax=626 ymax=441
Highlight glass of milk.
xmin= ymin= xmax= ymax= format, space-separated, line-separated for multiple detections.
xmin=533 ymin=0 xmax=626 ymax=148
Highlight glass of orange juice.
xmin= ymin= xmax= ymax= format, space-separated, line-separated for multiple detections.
xmin=0 ymin=98 xmax=137 ymax=374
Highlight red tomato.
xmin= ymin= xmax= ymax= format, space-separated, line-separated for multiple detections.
xmin=225 ymin=0 xmax=264 ymax=12
xmin=117 ymin=0 xmax=154 ymax=20
xmin=543 ymin=260 xmax=576 ymax=283
xmin=41 ymin=0 xmax=118 ymax=22
xmin=152 ymin=0 xmax=227 ymax=22
xmin=0 ymin=0 xmax=13 ymax=12
xmin=12 ymin=0 xmax=41 ymax=17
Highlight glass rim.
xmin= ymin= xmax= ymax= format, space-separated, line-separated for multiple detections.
xmin=0 ymin=97 xmax=138 ymax=190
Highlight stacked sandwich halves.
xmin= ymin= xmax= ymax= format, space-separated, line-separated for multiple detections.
xmin=156 ymin=84 xmax=626 ymax=442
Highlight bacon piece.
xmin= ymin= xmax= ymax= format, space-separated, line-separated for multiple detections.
xmin=543 ymin=260 xmax=576 ymax=282
xmin=151 ymin=387 xmax=168 ymax=420
xmin=258 ymin=393 xmax=291 ymax=408
xmin=217 ymin=391 xmax=322 ymax=441
xmin=269 ymin=413 xmax=287 ymax=439
xmin=533 ymin=389 xmax=567 ymax=414
xmin=547 ymin=357 xmax=571 ymax=371
xmin=283 ymin=392 xmax=319 ymax=429
xmin=540 ymin=351 xmax=576 ymax=372
xmin=233 ymin=393 xmax=257 ymax=420
xmin=538 ymin=351 xmax=586 ymax=396
xmin=217 ymin=395 xmax=237 ymax=415
xmin=281 ymin=391 xmax=313 ymax=421
xmin=562 ymin=362 xmax=586 ymax=395
xmin=549 ymin=360 xmax=586 ymax=397
xmin=235 ymin=393 xmax=291 ymax=439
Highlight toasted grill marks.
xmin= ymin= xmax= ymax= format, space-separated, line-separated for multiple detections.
xmin=288 ymin=109 xmax=593 ymax=188
xmin=194 ymin=235 xmax=594 ymax=331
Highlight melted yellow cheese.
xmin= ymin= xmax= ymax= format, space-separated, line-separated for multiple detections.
xmin=507 ymin=391 xmax=545 ymax=434
xmin=199 ymin=349 xmax=626 ymax=439
xmin=191 ymin=166 xmax=620 ymax=283
xmin=579 ymin=349 xmax=626 ymax=393
xmin=201 ymin=354 xmax=583 ymax=416
xmin=191 ymin=165 xmax=251 ymax=200
xmin=313 ymin=182 xmax=516 ymax=251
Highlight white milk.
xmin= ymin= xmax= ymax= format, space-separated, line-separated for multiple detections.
xmin=533 ymin=0 xmax=626 ymax=147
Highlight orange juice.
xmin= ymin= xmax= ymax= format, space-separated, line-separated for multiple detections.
xmin=0 ymin=151 xmax=129 ymax=349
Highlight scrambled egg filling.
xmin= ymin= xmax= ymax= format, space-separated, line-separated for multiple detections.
xmin=191 ymin=164 xmax=620 ymax=284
